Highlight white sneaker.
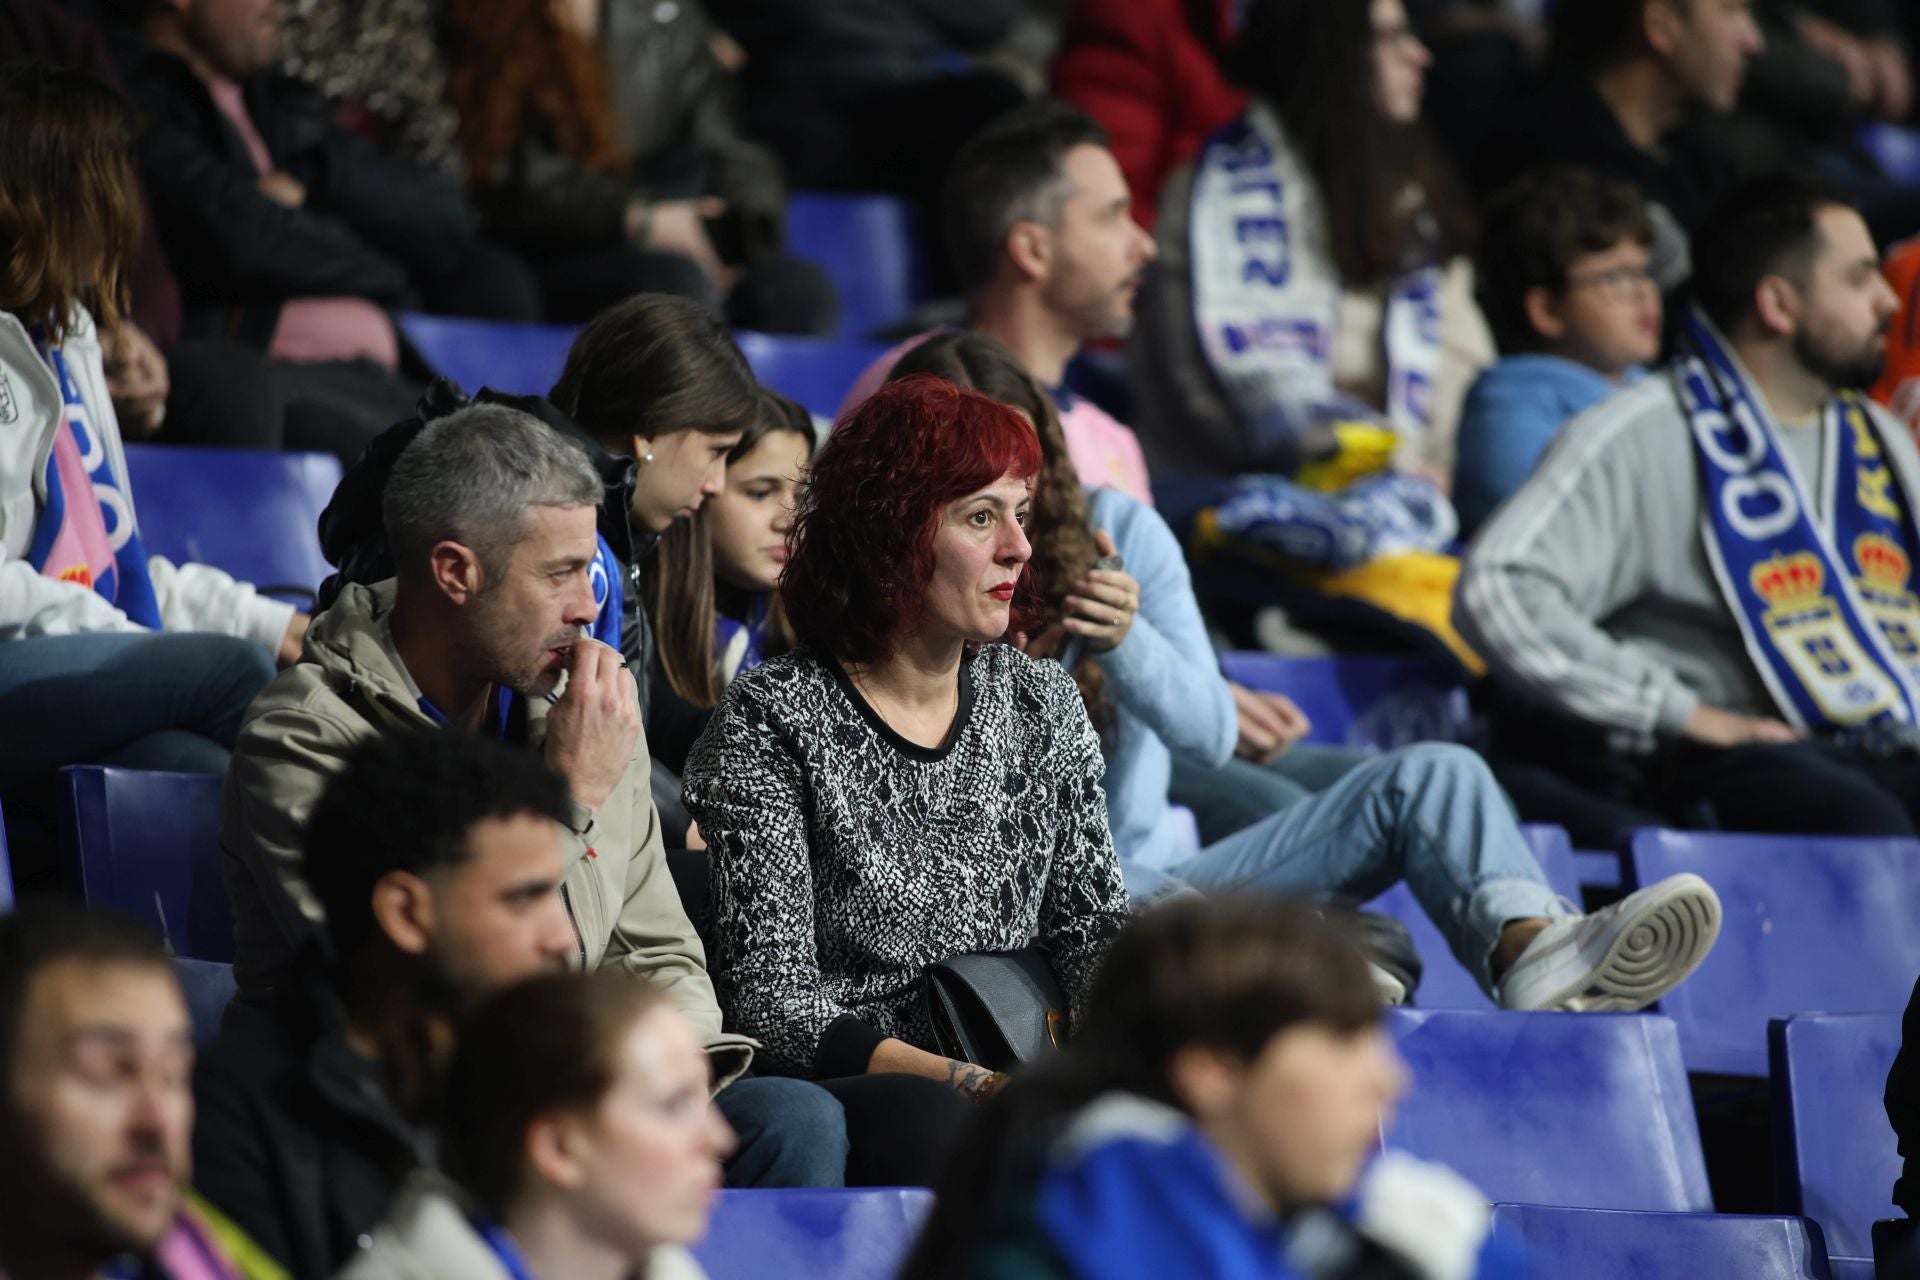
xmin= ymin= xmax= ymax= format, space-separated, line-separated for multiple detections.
xmin=1496 ymin=873 xmax=1721 ymax=1013
xmin=1369 ymin=961 xmax=1409 ymax=1007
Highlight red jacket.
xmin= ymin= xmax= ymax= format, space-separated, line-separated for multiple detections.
xmin=1050 ymin=0 xmax=1246 ymax=232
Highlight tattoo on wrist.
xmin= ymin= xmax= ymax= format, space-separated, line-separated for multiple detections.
xmin=945 ymin=1059 xmax=999 ymax=1102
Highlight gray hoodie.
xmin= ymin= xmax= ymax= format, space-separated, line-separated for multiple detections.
xmin=1455 ymin=359 xmax=1920 ymax=754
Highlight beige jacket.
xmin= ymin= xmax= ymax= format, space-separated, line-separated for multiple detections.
xmin=221 ymin=580 xmax=753 ymax=1082
xmin=335 ymin=1172 xmax=706 ymax=1280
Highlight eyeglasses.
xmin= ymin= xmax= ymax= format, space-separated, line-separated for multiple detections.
xmin=1564 ymin=263 xmax=1658 ymax=298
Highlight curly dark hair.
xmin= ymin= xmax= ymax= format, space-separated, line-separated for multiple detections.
xmin=301 ymin=729 xmax=573 ymax=964
xmin=444 ymin=0 xmax=625 ymax=182
xmin=888 ymin=332 xmax=1114 ymax=731
xmin=1477 ymin=166 xmax=1654 ymax=353
xmin=783 ymin=376 xmax=1044 ymax=665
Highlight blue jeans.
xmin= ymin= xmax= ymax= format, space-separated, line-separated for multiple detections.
xmin=1169 ymin=744 xmax=1374 ymax=845
xmin=0 ymin=632 xmax=276 ymax=787
xmin=1138 ymin=743 xmax=1558 ymax=991
xmin=716 ymin=1076 xmax=849 ymax=1188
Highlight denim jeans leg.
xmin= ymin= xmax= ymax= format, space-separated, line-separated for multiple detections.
xmin=1169 ymin=743 xmax=1559 ymax=990
xmin=716 ymin=1076 xmax=849 ymax=1188
xmin=0 ymin=632 xmax=277 ymax=786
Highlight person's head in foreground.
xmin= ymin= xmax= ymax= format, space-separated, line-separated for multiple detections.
xmin=550 ymin=294 xmax=760 ymax=536
xmin=1479 ymin=166 xmax=1663 ymax=377
xmin=784 ymin=374 xmax=1044 ymax=668
xmin=0 ymin=904 xmax=193 ymax=1279
xmin=383 ymin=401 xmax=607 ymax=703
xmin=1691 ymin=174 xmax=1898 ymax=393
xmin=424 ymin=972 xmax=733 ymax=1280
xmin=302 ymin=729 xmax=579 ymax=1054
xmin=900 ymin=897 xmax=1448 ymax=1280
xmin=651 ymin=387 xmax=815 ymax=707
xmin=0 ymin=60 xmax=140 ymax=345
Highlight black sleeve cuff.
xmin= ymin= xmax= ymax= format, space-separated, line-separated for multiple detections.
xmin=814 ymin=1014 xmax=889 ymax=1080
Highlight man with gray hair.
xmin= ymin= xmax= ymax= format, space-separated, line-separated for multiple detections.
xmin=220 ymin=402 xmax=849 ymax=1207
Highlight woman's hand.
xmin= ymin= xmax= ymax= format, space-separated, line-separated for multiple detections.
xmin=868 ymin=1037 xmax=1008 ymax=1103
xmin=1062 ymin=530 xmax=1138 ymax=654
xmin=945 ymin=1059 xmax=1009 ymax=1105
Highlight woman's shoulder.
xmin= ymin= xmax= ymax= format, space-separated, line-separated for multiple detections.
xmin=976 ymin=643 xmax=1089 ymax=724
xmin=715 ymin=645 xmax=835 ymax=707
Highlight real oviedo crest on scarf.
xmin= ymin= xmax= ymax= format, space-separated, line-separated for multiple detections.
xmin=1682 ymin=311 xmax=1920 ymax=740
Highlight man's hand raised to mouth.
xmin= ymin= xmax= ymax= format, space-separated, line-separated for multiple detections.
xmin=544 ymin=639 xmax=641 ymax=814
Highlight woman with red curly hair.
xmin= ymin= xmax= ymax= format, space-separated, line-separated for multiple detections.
xmin=681 ymin=376 xmax=1131 ymax=1124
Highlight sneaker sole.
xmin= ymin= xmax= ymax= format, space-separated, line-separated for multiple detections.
xmin=1536 ymin=874 xmax=1722 ymax=1013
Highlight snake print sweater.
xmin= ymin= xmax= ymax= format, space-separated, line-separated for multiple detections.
xmin=682 ymin=644 xmax=1130 ymax=1078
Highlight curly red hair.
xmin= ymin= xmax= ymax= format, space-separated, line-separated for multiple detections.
xmin=784 ymin=376 xmax=1044 ymax=665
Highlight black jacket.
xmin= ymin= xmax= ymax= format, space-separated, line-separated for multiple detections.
xmin=191 ymin=950 xmax=427 ymax=1280
xmin=120 ymin=47 xmax=476 ymax=347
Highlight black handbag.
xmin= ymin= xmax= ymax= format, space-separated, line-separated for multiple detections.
xmin=923 ymin=947 xmax=1068 ymax=1072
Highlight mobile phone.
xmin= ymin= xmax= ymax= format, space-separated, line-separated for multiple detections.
xmin=1057 ymin=552 xmax=1126 ymax=669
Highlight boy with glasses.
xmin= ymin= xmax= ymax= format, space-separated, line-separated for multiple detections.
xmin=1454 ymin=166 xmax=1663 ymax=534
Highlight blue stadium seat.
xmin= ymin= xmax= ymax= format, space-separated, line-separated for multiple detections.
xmin=396 ymin=312 xmax=577 ymax=398
xmin=173 ymin=957 xmax=235 ymax=1045
xmin=0 ymin=799 xmax=13 ymax=913
xmin=124 ymin=445 xmax=341 ymax=602
xmin=1628 ymin=829 xmax=1920 ymax=1076
xmin=732 ymin=330 xmax=889 ymax=422
xmin=785 ymin=192 xmax=930 ymax=340
xmin=1860 ymin=123 xmax=1920 ymax=187
xmin=1367 ymin=824 xmax=1581 ymax=1010
xmin=692 ymin=1188 xmax=933 ymax=1280
xmin=1770 ymin=1013 xmax=1904 ymax=1263
xmin=55 ymin=767 xmax=232 ymax=962
xmin=1218 ymin=652 xmax=1470 ymax=749
xmin=1385 ymin=1008 xmax=1712 ymax=1211
xmin=1489 ymin=1205 xmax=1835 ymax=1280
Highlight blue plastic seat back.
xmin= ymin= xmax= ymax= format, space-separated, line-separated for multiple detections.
xmin=1860 ymin=123 xmax=1920 ymax=186
xmin=1769 ymin=1013 xmax=1904 ymax=1259
xmin=1489 ymin=1205 xmax=1834 ymax=1280
xmin=1367 ymin=824 xmax=1580 ymax=1010
xmin=172 ymin=957 xmax=236 ymax=1045
xmin=785 ymin=192 xmax=930 ymax=340
xmin=691 ymin=1188 xmax=933 ymax=1280
xmin=123 ymin=445 xmax=341 ymax=598
xmin=1217 ymin=652 xmax=1469 ymax=750
xmin=733 ymin=331 xmax=889 ymax=422
xmin=396 ymin=312 xmax=578 ymax=398
xmin=56 ymin=767 xmax=233 ymax=962
xmin=1385 ymin=1008 xmax=1712 ymax=1211
xmin=0 ymin=797 xmax=13 ymax=913
xmin=1629 ymin=829 xmax=1920 ymax=1076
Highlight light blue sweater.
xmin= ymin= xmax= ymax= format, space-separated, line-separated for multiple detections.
xmin=1087 ymin=487 xmax=1237 ymax=884
xmin=1452 ymin=354 xmax=1640 ymax=538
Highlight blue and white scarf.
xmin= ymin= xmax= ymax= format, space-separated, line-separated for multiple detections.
xmin=1188 ymin=103 xmax=1445 ymax=463
xmin=713 ymin=593 xmax=772 ymax=689
xmin=26 ymin=343 xmax=161 ymax=628
xmin=1680 ymin=312 xmax=1920 ymax=746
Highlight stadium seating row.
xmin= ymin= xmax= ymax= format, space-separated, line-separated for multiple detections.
xmin=6 ymin=761 xmax=1907 ymax=1274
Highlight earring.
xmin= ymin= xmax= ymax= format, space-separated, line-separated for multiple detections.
xmin=640 ymin=450 xmax=654 ymax=465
